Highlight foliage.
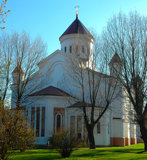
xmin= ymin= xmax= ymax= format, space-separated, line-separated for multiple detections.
xmin=0 ymin=104 xmax=35 ymax=160
xmin=0 ymin=0 xmax=10 ymax=30
xmin=50 ymin=129 xmax=77 ymax=158
xmin=13 ymin=117 xmax=36 ymax=152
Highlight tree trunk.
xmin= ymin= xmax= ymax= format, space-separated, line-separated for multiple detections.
xmin=87 ymin=125 xmax=95 ymax=149
xmin=16 ymin=98 xmax=21 ymax=109
xmin=140 ymin=124 xmax=147 ymax=151
xmin=145 ymin=141 xmax=147 ymax=152
xmin=0 ymin=143 xmax=8 ymax=160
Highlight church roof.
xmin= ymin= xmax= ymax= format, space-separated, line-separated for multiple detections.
xmin=67 ymin=101 xmax=91 ymax=108
xmin=67 ymin=101 xmax=103 ymax=108
xmin=109 ymin=53 xmax=122 ymax=65
xmin=60 ymin=17 xmax=94 ymax=39
xmin=30 ymin=86 xmax=71 ymax=97
xmin=12 ymin=65 xmax=24 ymax=74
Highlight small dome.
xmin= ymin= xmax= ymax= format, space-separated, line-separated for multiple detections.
xmin=60 ymin=17 xmax=94 ymax=39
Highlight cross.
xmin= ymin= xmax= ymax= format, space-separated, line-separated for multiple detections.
xmin=75 ymin=5 xmax=79 ymax=18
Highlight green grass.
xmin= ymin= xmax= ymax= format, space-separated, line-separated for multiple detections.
xmin=10 ymin=143 xmax=147 ymax=160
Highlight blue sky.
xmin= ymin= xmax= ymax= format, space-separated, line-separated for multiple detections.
xmin=2 ymin=0 xmax=147 ymax=54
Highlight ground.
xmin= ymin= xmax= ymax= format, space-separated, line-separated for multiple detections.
xmin=11 ymin=143 xmax=147 ymax=160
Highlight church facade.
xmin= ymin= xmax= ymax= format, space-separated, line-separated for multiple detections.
xmin=11 ymin=15 xmax=138 ymax=147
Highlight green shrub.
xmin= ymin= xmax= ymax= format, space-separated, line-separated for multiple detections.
xmin=49 ymin=128 xmax=77 ymax=158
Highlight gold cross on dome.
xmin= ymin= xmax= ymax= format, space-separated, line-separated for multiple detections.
xmin=75 ymin=5 xmax=79 ymax=18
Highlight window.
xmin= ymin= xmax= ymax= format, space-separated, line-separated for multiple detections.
xmin=83 ymin=122 xmax=87 ymax=139
xmin=70 ymin=116 xmax=75 ymax=133
xmin=41 ymin=107 xmax=45 ymax=137
xmin=36 ymin=107 xmax=40 ymax=137
xmin=64 ymin=47 xmax=66 ymax=53
xmin=69 ymin=46 xmax=72 ymax=53
xmin=56 ymin=114 xmax=61 ymax=131
xmin=82 ymin=46 xmax=85 ymax=53
xmin=77 ymin=116 xmax=82 ymax=139
xmin=31 ymin=107 xmax=35 ymax=130
xmin=77 ymin=133 xmax=81 ymax=139
xmin=97 ymin=121 xmax=100 ymax=134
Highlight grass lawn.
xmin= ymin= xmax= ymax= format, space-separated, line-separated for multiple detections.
xmin=10 ymin=143 xmax=147 ymax=160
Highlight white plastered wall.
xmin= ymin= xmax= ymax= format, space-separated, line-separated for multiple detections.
xmin=28 ymin=96 xmax=73 ymax=145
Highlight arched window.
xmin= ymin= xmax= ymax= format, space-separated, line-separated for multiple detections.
xmin=69 ymin=46 xmax=72 ymax=53
xmin=64 ymin=47 xmax=66 ymax=53
xmin=97 ymin=121 xmax=100 ymax=134
xmin=82 ymin=46 xmax=85 ymax=53
xmin=56 ymin=114 xmax=61 ymax=130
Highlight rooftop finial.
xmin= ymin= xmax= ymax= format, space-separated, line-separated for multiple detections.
xmin=75 ymin=5 xmax=79 ymax=18
xmin=115 ymin=48 xmax=117 ymax=55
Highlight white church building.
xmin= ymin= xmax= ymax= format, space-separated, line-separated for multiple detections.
xmin=11 ymin=14 xmax=138 ymax=147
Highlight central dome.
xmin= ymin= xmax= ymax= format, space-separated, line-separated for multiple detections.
xmin=60 ymin=17 xmax=94 ymax=39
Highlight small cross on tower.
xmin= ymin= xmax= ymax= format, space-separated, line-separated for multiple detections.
xmin=75 ymin=5 xmax=79 ymax=18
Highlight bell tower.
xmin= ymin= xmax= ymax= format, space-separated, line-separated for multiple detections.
xmin=109 ymin=51 xmax=122 ymax=78
xmin=59 ymin=11 xmax=94 ymax=66
xmin=12 ymin=64 xmax=24 ymax=84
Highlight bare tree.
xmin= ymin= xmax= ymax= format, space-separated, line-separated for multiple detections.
xmin=0 ymin=33 xmax=13 ymax=108
xmin=66 ymin=34 xmax=120 ymax=149
xmin=0 ymin=33 xmax=14 ymax=160
xmin=11 ymin=32 xmax=47 ymax=109
xmin=0 ymin=32 xmax=46 ymax=159
xmin=102 ymin=12 xmax=147 ymax=151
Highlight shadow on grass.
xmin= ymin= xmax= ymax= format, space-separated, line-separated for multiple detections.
xmin=137 ymin=151 xmax=147 ymax=154
xmin=11 ymin=149 xmax=61 ymax=160
xmin=71 ymin=150 xmax=147 ymax=160
xmin=71 ymin=151 xmax=113 ymax=158
xmin=15 ymin=149 xmax=56 ymax=154
xmin=105 ymin=148 xmax=144 ymax=153
xmin=11 ymin=144 xmax=147 ymax=160
xmin=77 ymin=148 xmax=144 ymax=154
